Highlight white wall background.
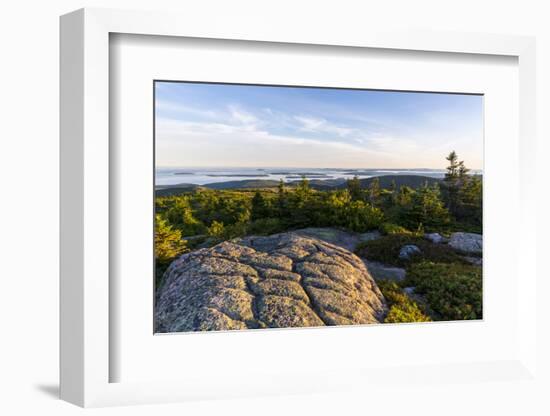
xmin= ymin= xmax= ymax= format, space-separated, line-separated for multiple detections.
xmin=0 ymin=1 xmax=548 ymax=415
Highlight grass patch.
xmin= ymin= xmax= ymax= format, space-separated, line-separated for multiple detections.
xmin=377 ymin=280 xmax=431 ymax=323
xmin=404 ymin=261 xmax=482 ymax=321
xmin=356 ymin=234 xmax=468 ymax=267
xmin=378 ymin=222 xmax=415 ymax=236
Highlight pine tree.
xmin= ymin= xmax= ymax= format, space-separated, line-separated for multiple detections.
xmin=155 ymin=215 xmax=188 ymax=266
xmin=458 ymin=160 xmax=470 ymax=178
xmin=276 ymin=179 xmax=288 ymax=218
xmin=445 ymin=151 xmax=460 ymax=180
xmin=251 ymin=191 xmax=269 ymax=221
xmin=444 ymin=151 xmax=461 ymax=216
xmin=407 ymin=183 xmax=450 ymax=230
xmin=347 ymin=175 xmax=362 ymax=201
xmin=368 ymin=177 xmax=381 ymax=206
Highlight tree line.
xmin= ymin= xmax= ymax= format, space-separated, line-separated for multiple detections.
xmin=155 ymin=151 xmax=482 ymax=278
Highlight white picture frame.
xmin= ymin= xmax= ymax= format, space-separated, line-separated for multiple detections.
xmin=60 ymin=7 xmax=537 ymax=407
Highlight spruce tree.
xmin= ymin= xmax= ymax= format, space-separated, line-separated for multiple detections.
xmin=251 ymin=191 xmax=269 ymax=221
xmin=444 ymin=151 xmax=461 ymax=216
xmin=347 ymin=175 xmax=362 ymax=201
xmin=368 ymin=177 xmax=381 ymax=206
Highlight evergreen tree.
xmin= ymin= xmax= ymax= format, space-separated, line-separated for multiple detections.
xmin=276 ymin=179 xmax=288 ymax=218
xmin=457 ymin=175 xmax=482 ymax=225
xmin=444 ymin=150 xmax=461 ymax=216
xmin=155 ymin=214 xmax=188 ymax=266
xmin=347 ymin=175 xmax=362 ymax=201
xmin=251 ymin=191 xmax=269 ymax=221
xmin=289 ymin=176 xmax=313 ymax=227
xmin=406 ymin=183 xmax=451 ymax=231
xmin=458 ymin=160 xmax=470 ymax=178
xmin=445 ymin=150 xmax=460 ymax=180
xmin=368 ymin=177 xmax=381 ymax=206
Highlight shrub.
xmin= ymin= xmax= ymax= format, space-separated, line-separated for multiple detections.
xmin=379 ymin=222 xmax=413 ymax=236
xmin=344 ymin=201 xmax=385 ymax=232
xmin=404 ymin=261 xmax=482 ymax=321
xmin=207 ymin=220 xmax=225 ymax=238
xmin=356 ymin=234 xmax=468 ymax=267
xmin=155 ymin=214 xmax=188 ymax=286
xmin=377 ymin=280 xmax=431 ymax=323
xmin=248 ymin=218 xmax=287 ymax=235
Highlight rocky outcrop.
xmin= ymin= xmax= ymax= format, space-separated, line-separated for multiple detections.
xmin=449 ymin=232 xmax=482 ymax=254
xmin=155 ymin=232 xmax=387 ymax=332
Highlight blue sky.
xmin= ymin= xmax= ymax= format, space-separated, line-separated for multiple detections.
xmin=155 ymin=81 xmax=483 ymax=169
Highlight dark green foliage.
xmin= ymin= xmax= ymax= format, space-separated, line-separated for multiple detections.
xmin=347 ymin=175 xmax=441 ymax=191
xmin=377 ymin=280 xmax=431 ymax=323
xmin=251 ymin=191 xmax=271 ymax=221
xmin=356 ymin=234 xmax=468 ymax=267
xmin=400 ymin=183 xmax=451 ymax=231
xmin=248 ymin=218 xmax=288 ymax=235
xmin=368 ymin=177 xmax=381 ymax=205
xmin=346 ymin=175 xmax=363 ymax=201
xmin=404 ymin=261 xmax=482 ymax=321
xmin=343 ymin=200 xmax=384 ymax=232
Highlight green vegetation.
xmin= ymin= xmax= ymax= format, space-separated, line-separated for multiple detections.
xmin=404 ymin=262 xmax=482 ymax=321
xmin=356 ymin=234 xmax=468 ymax=267
xmin=377 ymin=280 xmax=431 ymax=323
xmin=154 ymin=214 xmax=188 ymax=283
xmin=155 ymin=152 xmax=483 ymax=323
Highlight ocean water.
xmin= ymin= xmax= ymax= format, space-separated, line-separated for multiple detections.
xmin=155 ymin=167 xmax=482 ymax=187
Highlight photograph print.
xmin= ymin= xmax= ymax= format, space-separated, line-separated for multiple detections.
xmin=154 ymin=81 xmax=483 ymax=333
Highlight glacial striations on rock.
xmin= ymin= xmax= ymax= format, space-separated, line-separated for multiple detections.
xmin=155 ymin=232 xmax=388 ymax=332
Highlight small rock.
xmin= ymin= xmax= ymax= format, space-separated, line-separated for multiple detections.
xmin=403 ymin=287 xmax=416 ymax=295
xmin=449 ymin=232 xmax=482 ymax=254
xmin=358 ymin=230 xmax=382 ymax=242
xmin=399 ymin=245 xmax=421 ymax=260
xmin=364 ymin=260 xmax=407 ymax=281
xmin=463 ymin=256 xmax=482 ymax=266
xmin=424 ymin=233 xmax=445 ymax=244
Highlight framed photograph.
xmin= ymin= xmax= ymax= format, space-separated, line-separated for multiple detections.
xmin=60 ymin=8 xmax=537 ymax=407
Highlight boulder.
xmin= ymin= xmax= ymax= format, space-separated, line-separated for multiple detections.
xmin=424 ymin=233 xmax=445 ymax=244
xmin=449 ymin=232 xmax=482 ymax=254
xmin=398 ymin=244 xmax=421 ymax=260
xmin=155 ymin=232 xmax=388 ymax=332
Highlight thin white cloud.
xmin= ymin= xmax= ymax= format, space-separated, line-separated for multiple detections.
xmin=228 ymin=105 xmax=258 ymax=125
xmin=294 ymin=115 xmax=354 ymax=138
xmin=155 ymin=117 xmax=397 ymax=168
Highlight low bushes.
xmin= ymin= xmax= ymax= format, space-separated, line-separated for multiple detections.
xmin=377 ymin=280 xmax=431 ymax=323
xmin=356 ymin=234 xmax=468 ymax=267
xmin=378 ymin=222 xmax=414 ymax=236
xmin=404 ymin=261 xmax=482 ymax=321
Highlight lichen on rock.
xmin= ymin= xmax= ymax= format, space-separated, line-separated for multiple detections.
xmin=155 ymin=232 xmax=388 ymax=332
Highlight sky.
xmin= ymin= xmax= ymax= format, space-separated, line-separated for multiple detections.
xmin=155 ymin=81 xmax=483 ymax=169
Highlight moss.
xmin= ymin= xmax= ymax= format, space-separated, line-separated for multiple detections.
xmin=377 ymin=280 xmax=431 ymax=323
xmin=404 ymin=261 xmax=482 ymax=321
